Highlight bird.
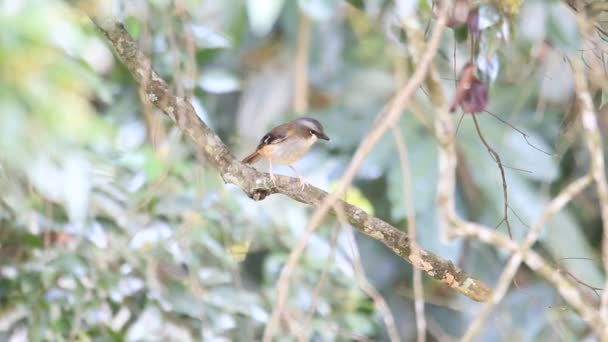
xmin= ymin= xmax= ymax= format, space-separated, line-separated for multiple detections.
xmin=242 ymin=117 xmax=330 ymax=188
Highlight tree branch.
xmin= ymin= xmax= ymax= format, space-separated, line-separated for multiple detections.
xmin=571 ymin=57 xmax=608 ymax=337
xmin=431 ymin=39 xmax=603 ymax=333
xmin=90 ymin=17 xmax=491 ymax=302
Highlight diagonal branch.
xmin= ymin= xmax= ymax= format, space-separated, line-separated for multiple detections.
xmin=571 ymin=57 xmax=608 ymax=337
xmin=89 ymin=16 xmax=491 ymax=302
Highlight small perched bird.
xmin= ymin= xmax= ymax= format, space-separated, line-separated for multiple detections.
xmin=242 ymin=117 xmax=330 ymax=187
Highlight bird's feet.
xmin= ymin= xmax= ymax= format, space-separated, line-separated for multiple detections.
xmin=288 ymin=165 xmax=309 ymax=191
xmin=269 ymin=171 xmax=277 ymax=187
xmin=296 ymin=175 xmax=309 ymax=191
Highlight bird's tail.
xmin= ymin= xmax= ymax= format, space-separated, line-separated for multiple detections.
xmin=242 ymin=151 xmax=262 ymax=164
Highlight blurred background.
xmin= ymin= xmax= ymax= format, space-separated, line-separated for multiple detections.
xmin=1 ymin=0 xmax=608 ymax=340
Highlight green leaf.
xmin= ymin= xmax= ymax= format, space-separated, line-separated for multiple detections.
xmin=455 ymin=25 xmax=468 ymax=43
xmin=546 ymin=3 xmax=580 ymax=52
xmin=344 ymin=313 xmax=374 ymax=336
xmin=329 ymin=182 xmax=374 ymax=215
xmin=124 ymin=16 xmax=141 ymax=39
xmin=344 ymin=0 xmax=364 ymax=10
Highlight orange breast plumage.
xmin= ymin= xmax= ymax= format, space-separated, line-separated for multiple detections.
xmin=259 ymin=135 xmax=317 ymax=165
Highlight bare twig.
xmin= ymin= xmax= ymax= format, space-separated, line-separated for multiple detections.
xmin=558 ymin=259 xmax=603 ymax=299
xmin=344 ymin=226 xmax=402 ymax=342
xmin=431 ymin=22 xmax=603 ymax=336
xmin=453 ymin=219 xmax=603 ymax=333
xmin=297 ymin=222 xmax=340 ymax=342
xmin=336 ymin=203 xmax=401 ymax=342
xmin=273 ymin=201 xmax=401 ymax=341
xmin=571 ymin=58 xmax=608 ymax=337
xmin=482 ymin=110 xmax=553 ymax=156
xmin=263 ymin=203 xmax=321 ymax=341
xmin=470 ymin=113 xmax=513 ymax=238
xmin=392 ymin=127 xmax=426 ymax=342
xmin=461 ymin=175 xmax=593 ymax=341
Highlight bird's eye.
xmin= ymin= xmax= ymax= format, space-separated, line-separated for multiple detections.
xmin=309 ymin=130 xmax=315 ymax=136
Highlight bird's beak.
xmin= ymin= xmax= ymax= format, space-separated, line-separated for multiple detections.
xmin=317 ymin=132 xmax=330 ymax=141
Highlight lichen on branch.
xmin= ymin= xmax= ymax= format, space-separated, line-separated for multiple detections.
xmin=90 ymin=16 xmax=492 ymax=302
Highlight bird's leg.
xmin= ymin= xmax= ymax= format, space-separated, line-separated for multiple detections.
xmin=267 ymin=159 xmax=276 ymax=186
xmin=288 ymin=165 xmax=308 ymax=190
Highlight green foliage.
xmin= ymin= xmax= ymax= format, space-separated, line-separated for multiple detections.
xmin=0 ymin=0 xmax=606 ymax=340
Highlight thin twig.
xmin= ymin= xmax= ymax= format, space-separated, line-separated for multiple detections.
xmin=451 ymin=219 xmax=603 ymax=334
xmin=470 ymin=113 xmax=513 ymax=239
xmin=455 ymin=112 xmax=465 ymax=136
xmin=571 ymin=57 xmax=608 ymax=337
xmin=329 ymin=201 xmax=401 ymax=342
xmin=262 ymin=207 xmax=319 ymax=341
xmin=558 ymin=261 xmax=603 ymax=299
xmin=297 ymin=222 xmax=341 ymax=341
xmin=432 ymin=17 xmax=603 ymax=335
xmin=392 ymin=127 xmax=426 ymax=342
xmin=342 ymin=219 xmax=402 ymax=342
xmin=461 ymin=175 xmax=593 ymax=341
xmin=483 ymin=110 xmax=553 ymax=156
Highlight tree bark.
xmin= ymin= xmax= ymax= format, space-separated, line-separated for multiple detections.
xmin=90 ymin=17 xmax=491 ymax=302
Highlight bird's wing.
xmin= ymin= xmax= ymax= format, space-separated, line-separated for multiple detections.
xmin=255 ymin=124 xmax=290 ymax=150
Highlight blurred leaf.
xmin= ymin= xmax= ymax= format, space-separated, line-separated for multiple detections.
xmin=246 ymin=0 xmax=285 ymax=36
xmin=298 ymin=0 xmax=339 ymax=21
xmin=504 ymin=130 xmax=557 ymax=182
xmin=394 ymin=0 xmax=417 ymax=19
xmin=0 ymin=0 xmax=603 ymax=340
xmin=329 ymin=182 xmax=375 ymax=214
xmin=129 ymin=223 xmax=172 ymax=249
xmin=477 ymin=53 xmax=500 ymax=82
xmin=602 ymin=90 xmax=608 ymax=108
xmin=344 ymin=0 xmax=365 ymax=10
xmin=190 ymin=24 xmax=232 ymax=49
xmin=199 ymin=69 xmax=241 ymax=93
xmin=387 ymin=122 xmax=438 ymax=220
xmin=0 ymin=305 xmax=26 ymax=332
xmin=124 ymin=16 xmax=141 ymax=39
xmin=455 ymin=24 xmax=469 ymax=42
xmin=344 ymin=312 xmax=374 ymax=336
xmin=546 ymin=2 xmax=580 ymax=52
xmin=497 ymin=0 xmax=523 ymax=15
xmin=544 ymin=210 xmax=604 ymax=287
xmin=478 ymin=5 xmax=501 ymax=30
xmin=62 ymin=155 xmax=91 ymax=224
xmin=48 ymin=254 xmax=87 ymax=278
xmin=228 ymin=241 xmax=251 ymax=262
xmin=126 ymin=305 xmax=162 ymax=341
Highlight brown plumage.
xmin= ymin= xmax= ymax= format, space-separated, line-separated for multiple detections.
xmin=241 ymin=117 xmax=330 ymax=187
xmin=242 ymin=150 xmax=262 ymax=164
